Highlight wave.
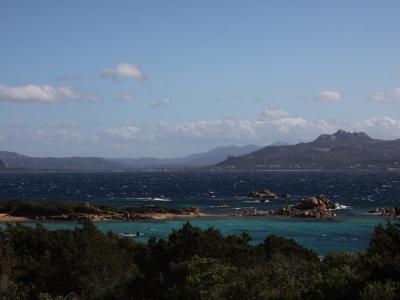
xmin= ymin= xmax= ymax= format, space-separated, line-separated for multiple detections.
xmin=333 ymin=204 xmax=351 ymax=210
xmin=234 ymin=196 xmax=249 ymax=200
xmin=243 ymin=199 xmax=270 ymax=203
xmin=136 ymin=197 xmax=172 ymax=202
xmin=233 ymin=206 xmax=255 ymax=210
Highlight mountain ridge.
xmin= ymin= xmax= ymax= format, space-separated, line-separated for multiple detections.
xmin=217 ymin=130 xmax=400 ymax=171
xmin=0 ymin=144 xmax=263 ymax=171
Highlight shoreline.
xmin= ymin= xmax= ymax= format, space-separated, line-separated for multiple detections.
xmin=0 ymin=210 xmax=230 ymax=223
xmin=0 ymin=199 xmax=398 ymax=224
xmin=0 ymin=211 xmax=397 ymax=224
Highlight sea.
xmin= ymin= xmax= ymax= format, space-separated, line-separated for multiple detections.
xmin=0 ymin=171 xmax=399 ymax=256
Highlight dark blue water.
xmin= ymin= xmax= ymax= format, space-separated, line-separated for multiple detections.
xmin=1 ymin=171 xmax=399 ymax=211
xmin=0 ymin=171 xmax=399 ymax=255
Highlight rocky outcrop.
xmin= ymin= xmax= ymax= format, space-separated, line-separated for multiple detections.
xmin=294 ymin=195 xmax=338 ymax=210
xmin=274 ymin=195 xmax=338 ymax=219
xmin=275 ymin=207 xmax=336 ymax=219
xmin=248 ymin=190 xmax=278 ymax=199
xmin=370 ymin=207 xmax=400 ymax=217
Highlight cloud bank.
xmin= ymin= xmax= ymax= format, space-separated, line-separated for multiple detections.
xmin=104 ymin=108 xmax=400 ymax=146
xmin=3 ymin=108 xmax=400 ymax=157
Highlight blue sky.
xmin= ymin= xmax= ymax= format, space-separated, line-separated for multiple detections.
xmin=1 ymin=0 xmax=400 ymax=157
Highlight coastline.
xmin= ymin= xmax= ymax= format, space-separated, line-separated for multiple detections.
xmin=0 ymin=209 xmax=229 ymax=223
xmin=0 ymin=199 xmax=398 ymax=224
xmin=0 ymin=213 xmax=30 ymax=222
xmin=0 ymin=210 xmax=397 ymax=224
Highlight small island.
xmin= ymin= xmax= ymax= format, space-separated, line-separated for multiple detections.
xmin=0 ymin=200 xmax=209 ymax=222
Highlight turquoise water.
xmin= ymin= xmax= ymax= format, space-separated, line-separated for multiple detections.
xmin=1 ymin=216 xmax=392 ymax=256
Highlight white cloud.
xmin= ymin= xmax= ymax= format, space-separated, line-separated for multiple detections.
xmin=314 ymin=90 xmax=342 ymax=102
xmin=103 ymin=107 xmax=331 ymax=145
xmin=0 ymin=84 xmax=98 ymax=103
xmin=45 ymin=122 xmax=80 ymax=129
xmin=369 ymin=88 xmax=400 ymax=103
xmin=1 ymin=128 xmax=98 ymax=143
xmin=105 ymin=126 xmax=141 ymax=140
xmin=102 ymin=63 xmax=145 ymax=81
xmin=261 ymin=107 xmax=291 ymax=120
xmin=118 ymin=93 xmax=135 ymax=102
xmin=157 ymin=119 xmax=258 ymax=140
xmin=259 ymin=107 xmax=308 ymax=133
xmin=150 ymin=98 xmax=170 ymax=108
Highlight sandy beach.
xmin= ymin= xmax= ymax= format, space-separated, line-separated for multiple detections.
xmin=0 ymin=211 xmax=224 ymax=223
xmin=0 ymin=213 xmax=30 ymax=222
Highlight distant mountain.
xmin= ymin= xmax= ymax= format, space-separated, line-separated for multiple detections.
xmin=217 ymin=130 xmax=400 ymax=171
xmin=0 ymin=159 xmax=5 ymax=170
xmin=269 ymin=141 xmax=290 ymax=146
xmin=112 ymin=144 xmax=262 ymax=168
xmin=0 ymin=151 xmax=125 ymax=171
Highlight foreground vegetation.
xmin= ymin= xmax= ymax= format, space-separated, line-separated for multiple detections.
xmin=0 ymin=221 xmax=399 ymax=300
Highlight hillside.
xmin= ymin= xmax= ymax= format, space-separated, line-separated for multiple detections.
xmin=217 ymin=130 xmax=400 ymax=170
xmin=0 ymin=151 xmax=125 ymax=171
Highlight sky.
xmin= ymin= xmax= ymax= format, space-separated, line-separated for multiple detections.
xmin=1 ymin=0 xmax=400 ymax=158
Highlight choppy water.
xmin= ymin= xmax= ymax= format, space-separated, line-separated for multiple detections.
xmin=0 ymin=171 xmax=399 ymax=255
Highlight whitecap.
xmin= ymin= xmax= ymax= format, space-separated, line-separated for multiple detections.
xmin=210 ymin=204 xmax=230 ymax=208
xmin=135 ymin=197 xmax=172 ymax=202
xmin=333 ymin=203 xmax=351 ymax=210
xmin=244 ymin=199 xmax=271 ymax=203
xmin=233 ymin=206 xmax=255 ymax=210
xmin=244 ymin=200 xmax=261 ymax=203
xmin=147 ymin=197 xmax=172 ymax=202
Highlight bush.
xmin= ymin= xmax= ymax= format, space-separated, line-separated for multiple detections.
xmin=0 ymin=220 xmax=399 ymax=299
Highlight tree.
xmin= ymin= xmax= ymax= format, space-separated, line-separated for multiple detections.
xmin=359 ymin=281 xmax=400 ymax=300
xmin=364 ymin=222 xmax=400 ymax=282
xmin=263 ymin=234 xmax=319 ymax=262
